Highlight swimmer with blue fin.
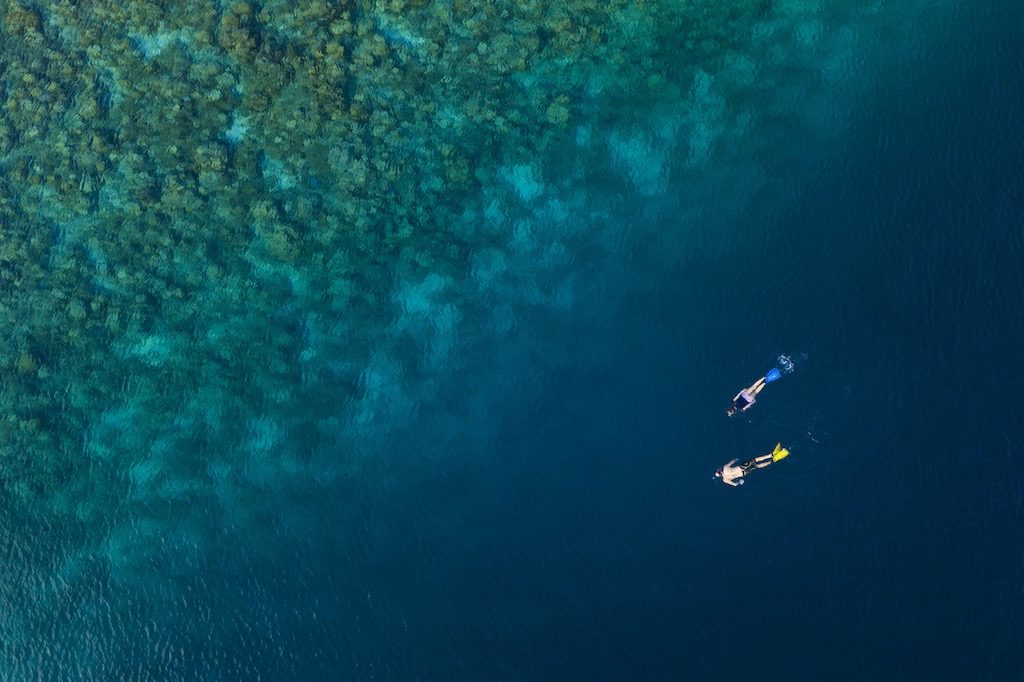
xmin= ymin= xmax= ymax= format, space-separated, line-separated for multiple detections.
xmin=715 ymin=443 xmax=790 ymax=487
xmin=727 ymin=367 xmax=783 ymax=416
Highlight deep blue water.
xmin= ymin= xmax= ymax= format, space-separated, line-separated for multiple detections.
xmin=470 ymin=20 xmax=1024 ymax=679
xmin=2 ymin=0 xmax=1023 ymax=680
xmin=375 ymin=4 xmax=1024 ymax=679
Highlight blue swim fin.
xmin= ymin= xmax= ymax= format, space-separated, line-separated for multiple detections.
xmin=765 ymin=367 xmax=782 ymax=383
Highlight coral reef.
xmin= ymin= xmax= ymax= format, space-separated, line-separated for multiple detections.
xmin=0 ymin=0 xmax=893 ymax=595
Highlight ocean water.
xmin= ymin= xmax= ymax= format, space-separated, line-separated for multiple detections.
xmin=1 ymin=0 xmax=1022 ymax=679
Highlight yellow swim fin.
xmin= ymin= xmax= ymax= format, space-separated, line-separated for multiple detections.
xmin=772 ymin=442 xmax=790 ymax=462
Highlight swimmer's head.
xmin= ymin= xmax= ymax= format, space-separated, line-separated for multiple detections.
xmin=714 ymin=469 xmax=723 ymax=478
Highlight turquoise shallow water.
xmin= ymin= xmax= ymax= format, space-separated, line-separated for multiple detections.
xmin=2 ymin=0 xmax=1023 ymax=679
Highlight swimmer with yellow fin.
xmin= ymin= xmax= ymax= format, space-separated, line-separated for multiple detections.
xmin=714 ymin=443 xmax=790 ymax=487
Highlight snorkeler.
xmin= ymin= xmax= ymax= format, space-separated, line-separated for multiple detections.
xmin=727 ymin=367 xmax=783 ymax=416
xmin=715 ymin=443 xmax=790 ymax=487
